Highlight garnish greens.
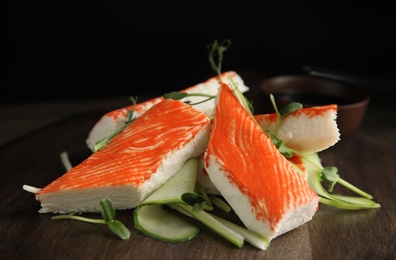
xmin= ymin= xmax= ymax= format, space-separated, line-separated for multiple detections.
xmin=93 ymin=96 xmax=139 ymax=152
xmin=133 ymin=158 xmax=269 ymax=249
xmin=207 ymin=39 xmax=231 ymax=78
xmin=52 ymin=198 xmax=131 ymax=240
xmin=208 ymin=39 xmax=255 ymax=114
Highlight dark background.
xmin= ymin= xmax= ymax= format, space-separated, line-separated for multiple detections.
xmin=3 ymin=2 xmax=396 ymax=104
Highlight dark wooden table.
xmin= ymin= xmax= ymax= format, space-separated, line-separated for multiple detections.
xmin=1 ymin=74 xmax=395 ymax=259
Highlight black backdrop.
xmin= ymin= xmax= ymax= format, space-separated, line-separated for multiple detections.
xmin=4 ymin=2 xmax=396 ymax=103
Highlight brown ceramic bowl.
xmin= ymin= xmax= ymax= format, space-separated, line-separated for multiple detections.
xmin=260 ymin=75 xmax=370 ymax=139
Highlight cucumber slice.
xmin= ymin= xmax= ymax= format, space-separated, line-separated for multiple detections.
xmin=134 ymin=204 xmax=199 ymax=243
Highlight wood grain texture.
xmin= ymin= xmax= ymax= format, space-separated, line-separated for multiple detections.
xmin=0 ymin=112 xmax=395 ymax=259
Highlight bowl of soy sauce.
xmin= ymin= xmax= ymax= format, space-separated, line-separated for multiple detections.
xmin=260 ymin=75 xmax=370 ymax=139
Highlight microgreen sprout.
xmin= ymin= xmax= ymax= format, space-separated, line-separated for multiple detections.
xmin=51 ymin=198 xmax=131 ymax=240
xmin=93 ymin=96 xmax=138 ymax=152
xmin=207 ymin=39 xmax=232 ymax=77
xmin=207 ymin=38 xmax=254 ymax=115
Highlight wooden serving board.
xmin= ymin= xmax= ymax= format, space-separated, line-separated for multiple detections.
xmin=1 ymin=111 xmax=395 ymax=259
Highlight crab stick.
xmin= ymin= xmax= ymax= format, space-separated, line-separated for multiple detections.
xmin=36 ymin=99 xmax=211 ymax=213
xmin=204 ymin=83 xmax=319 ymax=241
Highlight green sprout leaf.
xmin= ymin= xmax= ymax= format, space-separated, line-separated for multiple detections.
xmin=163 ymin=91 xmax=189 ymax=100
xmin=163 ymin=92 xmax=215 ymax=106
xmin=182 ymin=192 xmax=207 ymax=212
xmin=100 ymin=198 xmax=116 ymax=223
xmin=107 ymin=220 xmax=131 ymax=241
xmin=279 ymin=102 xmax=303 ymax=118
xmin=320 ymin=166 xmax=340 ymax=192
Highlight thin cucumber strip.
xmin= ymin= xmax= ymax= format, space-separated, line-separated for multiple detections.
xmin=134 ymin=204 xmax=199 ymax=243
xmin=141 ymin=158 xmax=198 ymax=205
xmin=210 ymin=214 xmax=269 ymax=250
xmin=173 ymin=203 xmax=244 ymax=248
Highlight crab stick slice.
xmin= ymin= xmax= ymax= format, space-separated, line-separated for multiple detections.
xmin=254 ymin=105 xmax=340 ymax=154
xmin=35 ymin=99 xmax=211 ymax=214
xmin=86 ymin=71 xmax=249 ymax=151
xmin=204 ymin=83 xmax=319 ymax=242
